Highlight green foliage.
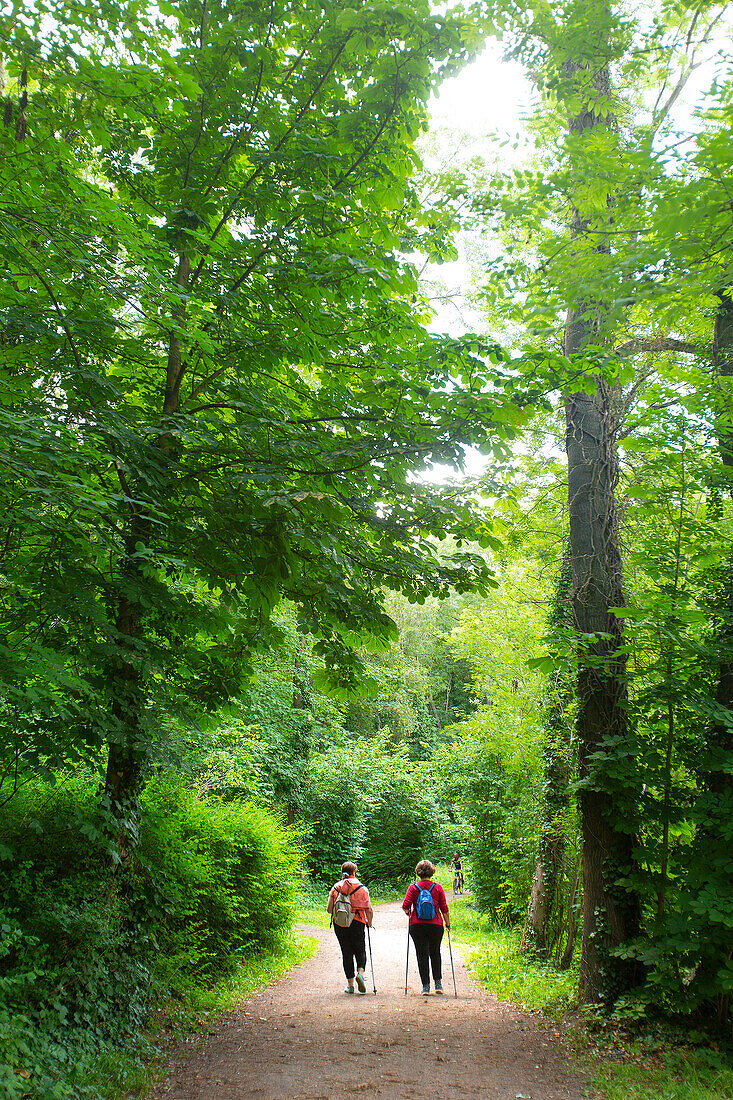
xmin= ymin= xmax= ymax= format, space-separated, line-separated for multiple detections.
xmin=3 ymin=0 xmax=733 ymax=1071
xmin=449 ymin=895 xmax=578 ymax=1015
xmin=359 ymin=757 xmax=449 ymax=884
xmin=301 ymin=733 xmax=451 ymax=884
xmin=0 ymin=776 xmax=299 ymax=1097
xmin=0 ymin=0 xmax=511 ymax=808
xmin=593 ymin=1050 xmax=733 ymax=1100
xmin=139 ymin=775 xmax=299 ymax=976
xmin=163 ymin=596 xmax=475 ymax=892
xmin=435 ymin=562 xmax=548 ymax=918
xmin=295 ymin=878 xmax=334 ymax=928
xmin=450 ymin=0 xmax=733 ymax=1024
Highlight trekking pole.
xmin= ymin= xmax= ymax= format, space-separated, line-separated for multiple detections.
xmin=447 ymin=926 xmax=458 ymax=999
xmin=404 ymin=923 xmax=410 ymax=995
xmin=366 ymin=924 xmax=376 ymax=994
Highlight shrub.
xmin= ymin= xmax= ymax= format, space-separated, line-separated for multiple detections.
xmin=139 ymin=774 xmax=299 ymax=980
xmin=359 ymin=769 xmax=446 ymax=884
xmin=0 ymin=773 xmax=301 ymax=1097
xmin=300 ymin=746 xmax=369 ymax=882
xmin=301 ymin=733 xmax=452 ymax=886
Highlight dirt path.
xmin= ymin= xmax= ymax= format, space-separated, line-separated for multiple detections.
xmin=152 ymin=902 xmax=592 ymax=1099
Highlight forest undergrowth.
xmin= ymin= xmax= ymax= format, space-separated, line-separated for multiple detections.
xmin=102 ymin=932 xmax=318 ymax=1100
xmin=0 ymin=776 xmax=317 ymax=1100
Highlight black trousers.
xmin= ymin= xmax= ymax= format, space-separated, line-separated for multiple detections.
xmin=334 ymin=920 xmax=367 ymax=980
xmin=409 ymin=923 xmax=443 ymax=984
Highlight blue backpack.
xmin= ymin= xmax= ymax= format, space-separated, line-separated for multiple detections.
xmin=414 ymin=882 xmax=436 ymax=920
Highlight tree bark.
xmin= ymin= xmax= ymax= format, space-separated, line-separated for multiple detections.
xmin=613 ymin=336 xmax=700 ymax=357
xmin=563 ymin=51 xmax=641 ymax=1005
xmin=566 ymin=378 xmax=640 ymax=1002
xmin=527 ymin=858 xmax=550 ymax=951
xmin=700 ymin=288 xmax=733 ymax=1031
xmin=104 ymin=251 xmax=190 ymax=813
xmin=103 ymin=489 xmax=153 ymax=817
xmin=710 ymin=289 xmax=733 ymax=796
xmin=559 ymin=865 xmax=581 ymax=970
xmin=525 ymin=557 xmax=574 ymax=959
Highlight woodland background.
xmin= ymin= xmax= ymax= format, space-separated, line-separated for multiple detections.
xmin=1 ymin=0 xmax=732 ymax=1096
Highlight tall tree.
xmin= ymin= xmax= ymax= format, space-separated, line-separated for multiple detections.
xmin=525 ymin=555 xmax=576 ymax=962
xmin=467 ymin=0 xmax=730 ymax=1003
xmin=560 ymin=5 xmax=641 ymax=1003
xmin=0 ymin=0 xmax=515 ymax=816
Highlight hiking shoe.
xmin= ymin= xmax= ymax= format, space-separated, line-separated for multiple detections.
xmin=434 ymin=982 xmax=444 ymax=994
xmin=355 ymin=972 xmax=366 ymax=993
xmin=344 ymin=986 xmax=355 ymax=994
xmin=421 ymin=983 xmax=431 ymax=995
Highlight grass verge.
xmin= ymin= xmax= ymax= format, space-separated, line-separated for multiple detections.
xmin=592 ymin=1048 xmax=733 ymax=1100
xmin=446 ymin=892 xmax=577 ymax=1015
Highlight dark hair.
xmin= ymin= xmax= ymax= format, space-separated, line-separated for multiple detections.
xmin=415 ymin=860 xmax=435 ymax=879
xmin=341 ymin=861 xmax=358 ymax=877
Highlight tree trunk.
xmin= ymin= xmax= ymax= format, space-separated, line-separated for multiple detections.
xmin=525 ymin=558 xmax=574 ymax=959
xmin=104 ymin=251 xmax=190 ymax=815
xmin=566 ymin=373 xmax=640 ymax=1004
xmin=710 ymin=288 xmax=733 ymax=796
xmin=693 ymin=288 xmax=733 ymax=1032
xmin=103 ymin=516 xmax=149 ymax=817
xmin=559 ymin=866 xmax=581 ymax=970
xmin=527 ymin=858 xmax=550 ymax=952
xmin=292 ymin=635 xmax=311 ymax=709
xmin=563 ymin=52 xmax=641 ymax=1005
xmin=427 ymin=694 xmax=443 ymax=729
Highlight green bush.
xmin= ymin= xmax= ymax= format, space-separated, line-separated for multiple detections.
xmin=300 ymin=744 xmax=368 ymax=882
xmin=139 ymin=774 xmax=298 ymax=980
xmin=301 ymin=734 xmax=452 ymax=885
xmin=359 ymin=770 xmax=446 ymax=884
xmin=0 ymin=781 xmax=150 ymax=1097
xmin=0 ymin=774 xmax=301 ymax=1098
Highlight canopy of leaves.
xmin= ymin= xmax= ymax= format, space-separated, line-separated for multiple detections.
xmin=0 ymin=0 xmax=520 ymax=786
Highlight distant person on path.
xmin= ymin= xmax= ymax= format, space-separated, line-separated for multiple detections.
xmin=450 ymin=853 xmax=464 ymax=892
xmin=402 ymin=859 xmax=450 ymax=995
xmin=326 ymin=860 xmax=373 ymax=994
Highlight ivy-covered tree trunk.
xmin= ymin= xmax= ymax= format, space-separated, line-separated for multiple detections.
xmin=104 ymin=590 xmax=144 ymax=814
xmin=565 ymin=376 xmax=639 ymax=1004
xmin=525 ymin=557 xmax=574 ymax=959
xmin=710 ymin=288 xmax=733 ymax=787
xmin=563 ymin=48 xmax=640 ymax=1005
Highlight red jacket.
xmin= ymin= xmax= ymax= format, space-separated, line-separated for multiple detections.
xmin=329 ymin=877 xmax=371 ymax=925
xmin=402 ymin=880 xmax=449 ymax=926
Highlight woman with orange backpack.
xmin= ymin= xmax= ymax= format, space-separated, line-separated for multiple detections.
xmin=326 ymin=861 xmax=373 ymax=994
xmin=402 ymin=859 xmax=450 ymax=994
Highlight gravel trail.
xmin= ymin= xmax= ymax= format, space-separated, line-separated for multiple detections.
xmin=152 ymin=901 xmax=592 ymax=1100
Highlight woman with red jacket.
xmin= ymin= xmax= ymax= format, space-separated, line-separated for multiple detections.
xmin=327 ymin=860 xmax=373 ymax=994
xmin=402 ymin=859 xmax=450 ymax=995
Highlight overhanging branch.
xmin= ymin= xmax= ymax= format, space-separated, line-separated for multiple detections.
xmin=614 ymin=336 xmax=702 ymax=357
